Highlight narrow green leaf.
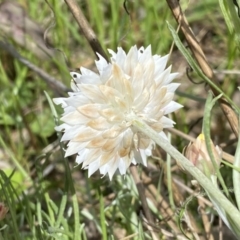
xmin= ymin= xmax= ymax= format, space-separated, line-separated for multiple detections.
xmin=167 ymin=22 xmax=240 ymax=113
xmin=202 ymin=92 xmax=230 ymax=197
xmin=98 ymin=188 xmax=107 ymax=240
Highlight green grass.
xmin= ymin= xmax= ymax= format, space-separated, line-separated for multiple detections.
xmin=0 ymin=0 xmax=240 ymax=239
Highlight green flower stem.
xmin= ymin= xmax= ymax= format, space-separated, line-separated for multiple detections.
xmin=131 ymin=117 xmax=240 ymax=228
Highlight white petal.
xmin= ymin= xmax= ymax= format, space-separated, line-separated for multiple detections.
xmin=107 ymin=157 xmax=120 ymax=180
xmin=82 ymin=148 xmax=102 ymax=167
xmin=124 ymin=45 xmax=138 ymax=75
xmin=76 ymin=149 xmax=89 ymax=164
xmin=166 ymin=72 xmax=180 ymax=84
xmin=77 ymin=104 xmax=101 ymax=118
xmin=154 ymin=54 xmax=169 ymax=76
xmin=65 ymin=141 xmax=88 ymax=157
xmin=118 ymin=158 xmax=128 ymax=175
xmin=96 ymin=53 xmax=108 ymax=73
xmin=160 ymin=116 xmax=175 ymax=128
xmin=162 ymin=101 xmax=183 ymax=114
xmin=65 ymin=95 xmax=89 ymax=108
xmin=70 ymin=72 xmax=81 ymax=83
xmin=61 ymin=125 xmax=83 ymax=141
xmin=88 ymin=159 xmax=101 ymax=177
xmin=55 ymin=123 xmax=71 ymax=132
xmin=139 ymin=45 xmax=152 ymax=64
xmin=61 ymin=111 xmax=88 ymax=125
xmin=166 ymin=83 xmax=181 ymax=92
xmin=79 ymin=84 xmax=106 ymax=103
xmin=53 ymin=98 xmax=67 ymax=107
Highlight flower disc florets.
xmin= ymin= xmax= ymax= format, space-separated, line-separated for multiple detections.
xmin=54 ymin=45 xmax=182 ymax=179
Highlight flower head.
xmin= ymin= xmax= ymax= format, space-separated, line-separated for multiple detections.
xmin=184 ymin=133 xmax=222 ymax=177
xmin=54 ymin=45 xmax=182 ymax=179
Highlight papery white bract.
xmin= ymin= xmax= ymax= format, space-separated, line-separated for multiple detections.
xmin=53 ymin=45 xmax=182 ymax=180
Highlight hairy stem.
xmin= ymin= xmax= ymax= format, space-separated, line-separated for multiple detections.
xmin=132 ymin=117 xmax=240 ymax=229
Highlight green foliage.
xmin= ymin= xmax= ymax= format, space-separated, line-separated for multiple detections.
xmin=1 ymin=0 xmax=240 ymax=239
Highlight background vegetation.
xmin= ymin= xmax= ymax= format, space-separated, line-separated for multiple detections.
xmin=0 ymin=0 xmax=239 ymax=239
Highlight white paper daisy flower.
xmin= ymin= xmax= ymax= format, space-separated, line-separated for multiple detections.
xmin=53 ymin=45 xmax=182 ymax=180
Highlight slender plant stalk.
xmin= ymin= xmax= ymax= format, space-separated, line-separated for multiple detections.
xmin=64 ymin=0 xmax=108 ymax=60
xmin=166 ymin=0 xmax=239 ymax=137
xmin=130 ymin=165 xmax=160 ymax=240
xmin=166 ymin=133 xmax=175 ymax=209
xmin=219 ymin=0 xmax=234 ymax=34
xmin=98 ymin=188 xmax=107 ymax=240
xmin=131 ymin=116 xmax=240 ymax=228
xmin=202 ymin=92 xmax=230 ymax=197
xmin=226 ymin=0 xmax=240 ymax=46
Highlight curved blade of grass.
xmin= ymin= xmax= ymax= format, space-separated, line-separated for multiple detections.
xmin=166 ymin=133 xmax=175 ymax=209
xmin=72 ymin=193 xmax=81 ymax=240
xmin=167 ymin=22 xmax=240 ymax=113
xmin=98 ymin=188 xmax=107 ymax=240
xmin=44 ymin=91 xmax=75 ymax=192
xmin=224 ymin=0 xmax=240 ymax=47
xmin=219 ymin=0 xmax=234 ymax=34
xmin=202 ymin=92 xmax=230 ymax=197
xmin=177 ymin=195 xmax=192 ymax=240
xmin=55 ymin=194 xmax=67 ymax=228
xmin=221 ymin=159 xmax=240 ymax=171
xmin=0 ymin=171 xmax=21 ymax=239
xmin=44 ymin=193 xmax=56 ymax=224
xmin=45 ymin=91 xmax=81 ymax=239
